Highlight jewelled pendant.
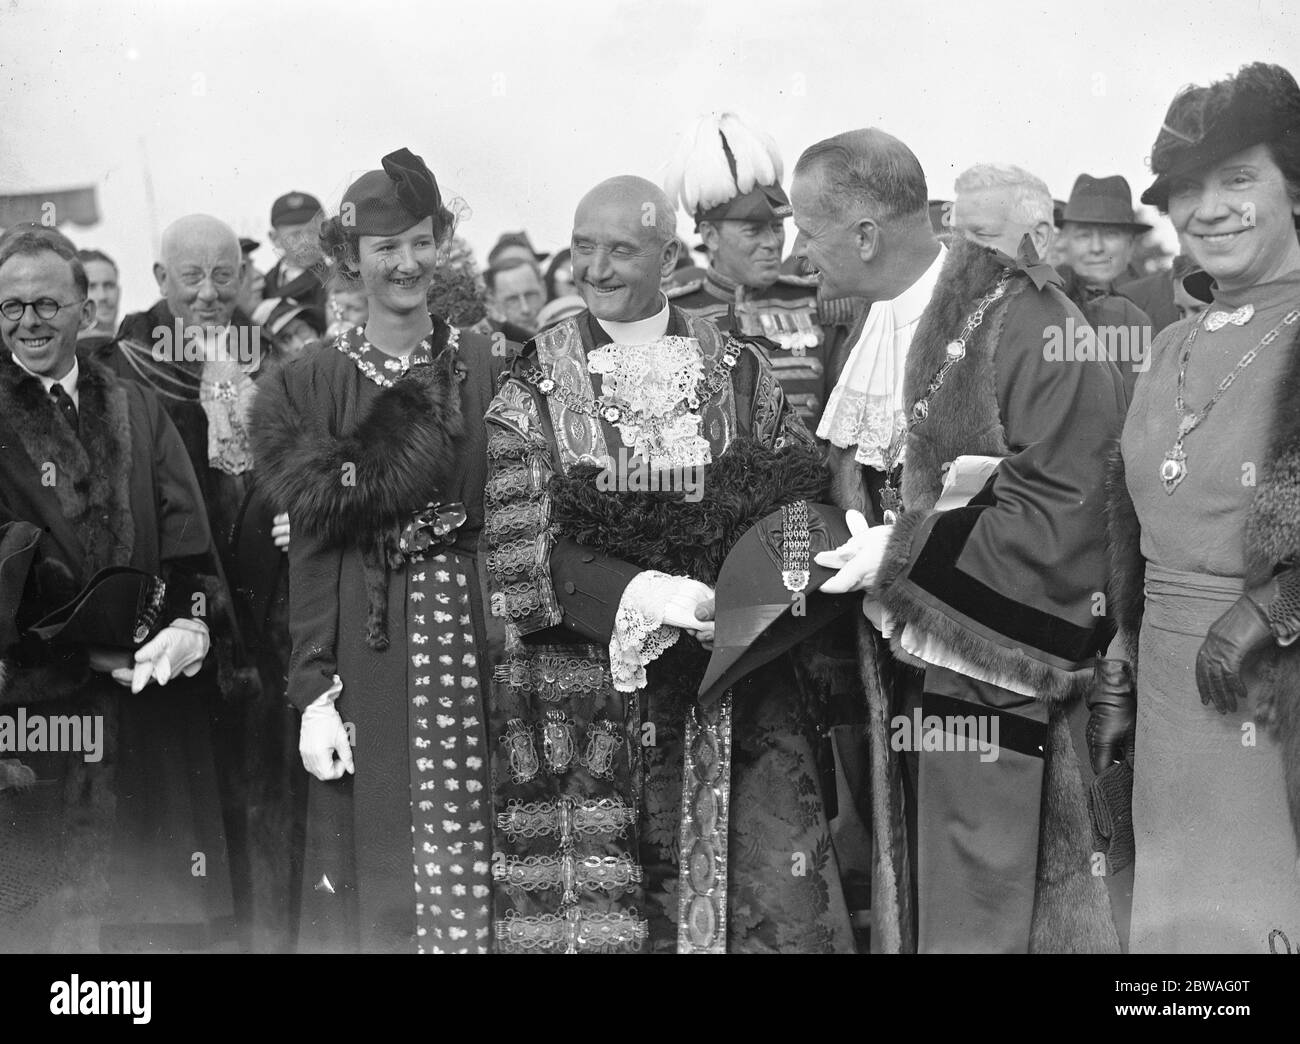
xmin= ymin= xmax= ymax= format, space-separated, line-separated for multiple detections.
xmin=1160 ymin=445 xmax=1188 ymax=494
xmin=782 ymin=569 xmax=809 ymax=593
xmin=879 ymin=484 xmax=903 ymax=523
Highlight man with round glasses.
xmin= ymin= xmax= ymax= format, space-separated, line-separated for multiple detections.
xmin=0 ymin=225 xmax=235 ymax=951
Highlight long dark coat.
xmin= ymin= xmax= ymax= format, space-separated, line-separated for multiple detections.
xmin=0 ymin=348 xmax=234 ymax=952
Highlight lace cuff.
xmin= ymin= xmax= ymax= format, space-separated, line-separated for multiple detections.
xmin=609 ymin=570 xmax=680 ymax=692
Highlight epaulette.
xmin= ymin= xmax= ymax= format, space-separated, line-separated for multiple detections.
xmin=665 ymin=278 xmax=705 ymax=300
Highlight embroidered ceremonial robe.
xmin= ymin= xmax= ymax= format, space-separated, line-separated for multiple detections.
xmin=0 ymin=348 xmax=234 ymax=952
xmin=483 ymin=305 xmax=859 ymax=953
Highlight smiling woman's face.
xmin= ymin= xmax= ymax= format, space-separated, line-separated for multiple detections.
xmin=357 ymin=217 xmax=439 ymax=316
xmin=1168 ymin=143 xmax=1300 ymax=291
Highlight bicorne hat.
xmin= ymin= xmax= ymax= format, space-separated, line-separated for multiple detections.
xmin=26 ymin=566 xmax=167 ymax=651
xmin=698 ymin=502 xmax=858 ymax=706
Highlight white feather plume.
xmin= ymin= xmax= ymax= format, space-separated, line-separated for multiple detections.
xmin=664 ymin=112 xmax=784 ymax=215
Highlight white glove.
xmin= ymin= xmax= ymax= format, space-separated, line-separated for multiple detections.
xmin=111 ymin=618 xmax=210 ymax=693
xmin=815 ymin=511 xmax=896 ymax=594
xmin=300 ymin=675 xmax=354 ymax=781
xmin=659 ymin=575 xmax=716 ymax=641
xmin=272 ymin=512 xmax=291 ymax=551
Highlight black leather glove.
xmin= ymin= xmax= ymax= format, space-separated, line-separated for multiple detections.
xmin=1194 ymin=567 xmax=1300 ymax=714
xmin=1085 ymin=658 xmax=1135 ymax=776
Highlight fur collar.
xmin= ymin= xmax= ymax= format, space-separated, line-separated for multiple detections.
xmin=250 ymin=332 xmax=465 ymax=548
xmin=1244 ymin=321 xmax=1300 ymax=580
xmin=0 ymin=350 xmax=135 ymax=577
xmin=899 ymin=236 xmax=1021 ymax=511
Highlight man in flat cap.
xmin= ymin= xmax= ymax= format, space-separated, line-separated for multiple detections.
xmin=0 ymin=226 xmax=233 ymax=951
xmin=664 ymin=113 xmax=855 ymax=429
xmin=264 ymin=191 xmax=327 ymax=312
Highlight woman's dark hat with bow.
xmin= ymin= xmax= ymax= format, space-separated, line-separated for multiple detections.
xmin=342 ymin=148 xmax=445 ymax=237
xmin=1142 ymin=62 xmax=1300 ymax=211
xmin=698 ymin=502 xmax=858 ymax=706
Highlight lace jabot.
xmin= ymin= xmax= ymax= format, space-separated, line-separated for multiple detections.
xmin=816 ymin=244 xmax=946 ymax=470
xmin=199 ymin=355 xmax=256 ymax=475
xmin=587 ymin=335 xmax=712 ymax=470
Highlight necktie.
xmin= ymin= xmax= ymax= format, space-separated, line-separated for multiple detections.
xmin=50 ymin=384 xmax=78 ymax=433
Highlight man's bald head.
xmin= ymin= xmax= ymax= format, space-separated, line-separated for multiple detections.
xmin=575 ymin=176 xmax=678 ymax=246
xmin=154 ymin=214 xmax=244 ymax=330
xmin=571 ymin=175 xmax=680 ymax=322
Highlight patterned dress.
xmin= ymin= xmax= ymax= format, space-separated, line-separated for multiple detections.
xmin=260 ymin=318 xmax=503 ymax=952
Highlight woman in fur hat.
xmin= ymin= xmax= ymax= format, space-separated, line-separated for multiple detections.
xmin=250 ymin=149 xmax=511 ymax=952
xmin=1103 ymin=62 xmax=1300 ymax=952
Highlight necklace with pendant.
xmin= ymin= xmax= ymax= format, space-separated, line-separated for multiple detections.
xmin=1161 ymin=307 xmax=1300 ymax=494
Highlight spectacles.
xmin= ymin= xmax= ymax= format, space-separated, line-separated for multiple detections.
xmin=0 ymin=297 xmax=85 ymax=321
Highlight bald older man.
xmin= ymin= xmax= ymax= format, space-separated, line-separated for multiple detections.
xmin=93 ymin=215 xmax=297 ymax=952
xmin=483 ymin=176 xmax=861 ymax=953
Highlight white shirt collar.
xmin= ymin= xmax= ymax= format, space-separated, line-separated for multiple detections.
xmin=888 ymin=243 xmax=947 ymax=327
xmin=595 ymin=294 xmax=670 ymax=344
xmin=12 ymin=352 xmax=79 ymax=408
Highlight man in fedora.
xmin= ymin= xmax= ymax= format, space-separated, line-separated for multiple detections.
xmin=1057 ymin=174 xmax=1154 ymax=399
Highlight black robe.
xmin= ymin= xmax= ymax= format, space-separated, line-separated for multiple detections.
xmin=0 ymin=348 xmax=234 ymax=952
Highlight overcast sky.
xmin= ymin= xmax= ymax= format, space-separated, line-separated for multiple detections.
xmin=1 ymin=0 xmax=1296 ymax=313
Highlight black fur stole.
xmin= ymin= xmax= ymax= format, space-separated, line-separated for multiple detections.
xmin=250 ymin=348 xmax=465 ymax=547
xmin=250 ymin=345 xmax=466 ymax=649
xmin=548 ymin=438 xmax=829 ymax=584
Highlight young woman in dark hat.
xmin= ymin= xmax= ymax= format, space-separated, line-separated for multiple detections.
xmin=250 ymin=149 xmax=511 ymax=953
xmin=1102 ymin=62 xmax=1300 ymax=952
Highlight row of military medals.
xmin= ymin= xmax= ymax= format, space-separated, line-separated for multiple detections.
xmin=878 ymin=270 xmax=1012 ymax=523
xmin=1161 ymin=304 xmax=1299 ymax=494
